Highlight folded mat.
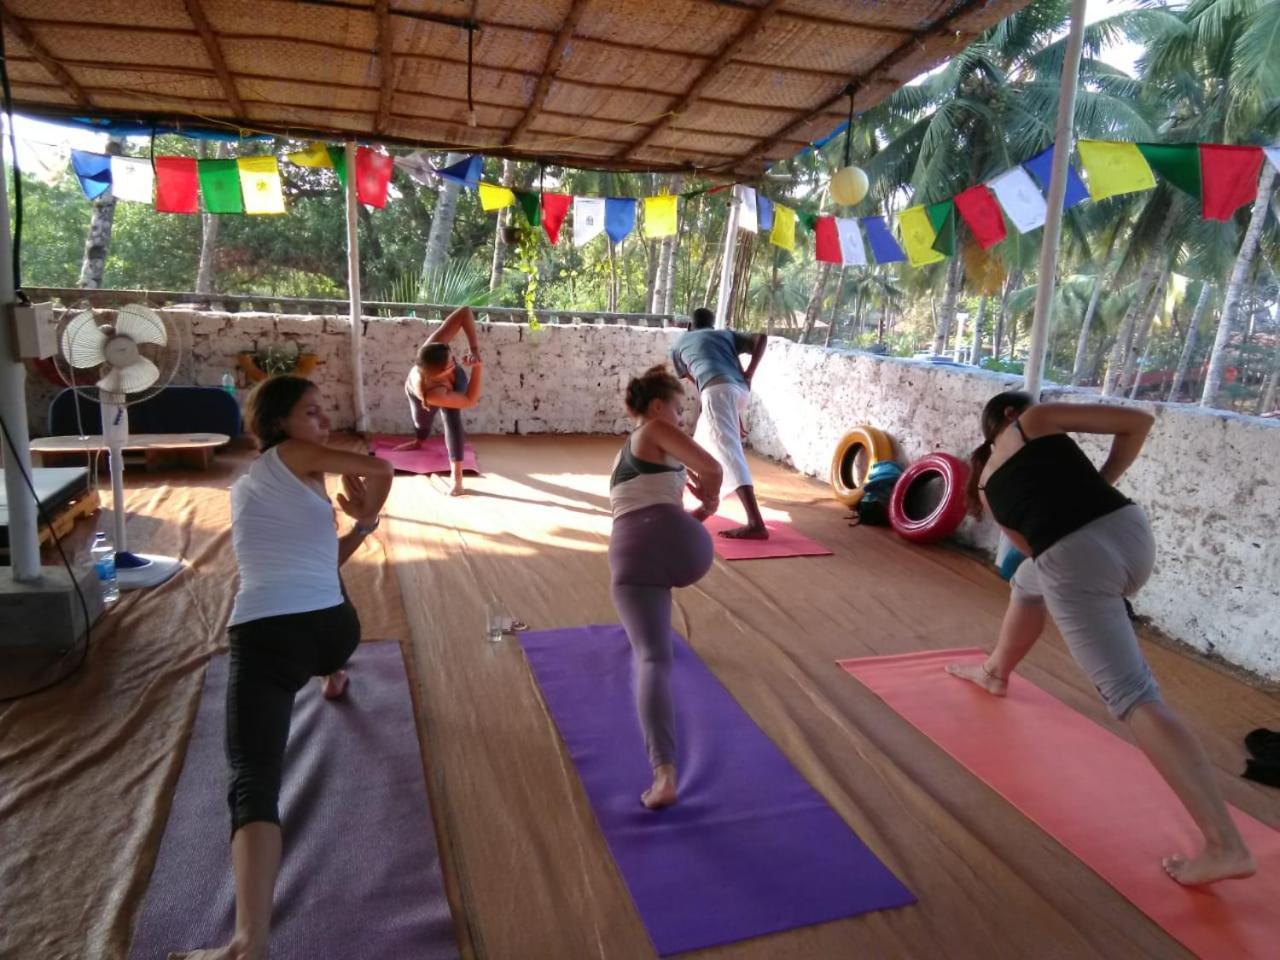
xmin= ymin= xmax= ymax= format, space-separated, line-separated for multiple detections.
xmin=369 ymin=435 xmax=479 ymax=475
xmin=128 ymin=640 xmax=458 ymax=960
xmin=839 ymin=647 xmax=1280 ymax=960
xmin=520 ymin=625 xmax=914 ymax=956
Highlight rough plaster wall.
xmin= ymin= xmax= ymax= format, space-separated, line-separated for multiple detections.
xmin=746 ymin=338 xmax=1280 ymax=681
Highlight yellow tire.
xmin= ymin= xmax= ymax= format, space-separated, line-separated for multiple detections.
xmin=830 ymin=425 xmax=894 ymax=507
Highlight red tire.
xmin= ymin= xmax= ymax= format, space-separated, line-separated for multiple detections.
xmin=889 ymin=453 xmax=970 ymax=544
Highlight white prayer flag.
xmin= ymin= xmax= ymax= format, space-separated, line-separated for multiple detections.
xmin=733 ymin=184 xmax=758 ymax=233
xmin=1264 ymin=145 xmax=1280 ymax=176
xmin=835 ymin=217 xmax=866 ymax=266
xmin=573 ymin=197 xmax=606 ymax=246
xmin=109 ymin=156 xmax=154 ymax=204
xmin=17 ymin=139 xmax=69 ymax=186
xmin=986 ymin=166 xmax=1047 ymax=234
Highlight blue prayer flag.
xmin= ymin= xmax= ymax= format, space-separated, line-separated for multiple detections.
xmin=71 ymin=150 xmax=112 ymax=200
xmin=436 ymin=154 xmax=482 ymax=188
xmin=861 ymin=216 xmax=906 ymax=264
xmin=1023 ymin=144 xmax=1089 ymax=209
xmin=757 ymin=195 xmax=774 ymax=233
xmin=604 ymin=197 xmax=637 ymax=243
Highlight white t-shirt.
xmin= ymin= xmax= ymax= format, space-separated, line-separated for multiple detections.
xmin=228 ymin=446 xmax=342 ymax=626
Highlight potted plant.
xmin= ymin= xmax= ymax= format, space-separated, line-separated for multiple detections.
xmin=236 ymin=340 xmax=320 ymax=382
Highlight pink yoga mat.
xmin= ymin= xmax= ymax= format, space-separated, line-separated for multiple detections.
xmin=839 ymin=648 xmax=1280 ymax=960
xmin=369 ymin=435 xmax=479 ymax=475
xmin=702 ymin=514 xmax=832 ymax=560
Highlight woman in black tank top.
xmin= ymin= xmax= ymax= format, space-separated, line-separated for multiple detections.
xmin=946 ymin=391 xmax=1253 ymax=886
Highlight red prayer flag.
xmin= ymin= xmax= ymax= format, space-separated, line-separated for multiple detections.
xmin=1199 ymin=145 xmax=1265 ymax=221
xmin=155 ymin=156 xmax=199 ymax=214
xmin=355 ymin=147 xmax=394 ymax=208
xmin=541 ymin=193 xmax=572 ymax=245
xmin=953 ymin=184 xmax=1007 ymax=249
xmin=814 ymin=216 xmax=842 ymax=264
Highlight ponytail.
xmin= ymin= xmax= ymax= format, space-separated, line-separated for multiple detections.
xmin=966 ymin=439 xmax=994 ymax=517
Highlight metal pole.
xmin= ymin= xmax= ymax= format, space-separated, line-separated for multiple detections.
xmin=0 ymin=130 xmax=41 ymax=581
xmin=343 ymin=142 xmax=367 ymax=432
xmin=714 ymin=191 xmax=741 ymax=329
xmin=1023 ymin=0 xmax=1088 ymax=399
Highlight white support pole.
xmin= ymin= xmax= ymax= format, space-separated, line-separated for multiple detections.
xmin=0 ymin=128 xmax=41 ymax=581
xmin=714 ymin=191 xmax=741 ymax=329
xmin=1023 ymin=0 xmax=1088 ymax=399
xmin=343 ymin=142 xmax=367 ymax=433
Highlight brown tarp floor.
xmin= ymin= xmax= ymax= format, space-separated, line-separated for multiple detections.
xmin=2 ymin=435 xmax=1277 ymax=960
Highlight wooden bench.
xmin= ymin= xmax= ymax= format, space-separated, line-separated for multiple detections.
xmin=29 ymin=433 xmax=232 ymax=471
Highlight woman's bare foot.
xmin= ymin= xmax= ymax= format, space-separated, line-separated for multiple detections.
xmin=321 ymin=670 xmax=348 ymax=700
xmin=946 ymin=662 xmax=1008 ymax=696
xmin=719 ymin=524 xmax=768 ymax=540
xmin=449 ymin=483 xmax=466 ymax=497
xmin=168 ymin=938 xmax=262 ymax=960
xmin=642 ymin=764 xmax=678 ymax=810
xmin=391 ymin=439 xmax=420 ymax=451
xmin=1162 ymin=845 xmax=1256 ymax=886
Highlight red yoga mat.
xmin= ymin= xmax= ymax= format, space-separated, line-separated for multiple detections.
xmin=838 ymin=648 xmax=1280 ymax=960
xmin=685 ymin=496 xmax=832 ymax=561
xmin=369 ymin=435 xmax=479 ymax=475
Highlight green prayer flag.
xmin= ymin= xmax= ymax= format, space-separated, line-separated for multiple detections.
xmin=328 ymin=146 xmax=348 ymax=189
xmin=197 ymin=158 xmax=244 ymax=214
xmin=515 ymin=190 xmax=541 ymax=227
xmin=797 ymin=210 xmax=818 ymax=232
xmin=1136 ymin=143 xmax=1201 ymax=200
xmin=926 ymin=200 xmax=956 ymax=257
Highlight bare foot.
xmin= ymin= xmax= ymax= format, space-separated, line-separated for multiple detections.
xmin=449 ymin=483 xmax=466 ymax=497
xmin=945 ymin=662 xmax=1008 ymax=696
xmin=719 ymin=524 xmax=768 ymax=540
xmin=642 ymin=764 xmax=678 ymax=810
xmin=321 ymin=670 xmax=348 ymax=700
xmin=1162 ymin=845 xmax=1256 ymax=886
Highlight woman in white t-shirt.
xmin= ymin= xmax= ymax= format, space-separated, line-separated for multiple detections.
xmin=178 ymin=375 xmax=392 ymax=960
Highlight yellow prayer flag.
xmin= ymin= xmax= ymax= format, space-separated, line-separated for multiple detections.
xmin=642 ymin=195 xmax=678 ymax=238
xmin=1076 ymin=141 xmax=1155 ymax=201
xmin=898 ymin=205 xmax=945 ymax=267
xmin=479 ymin=182 xmax=515 ymax=212
xmin=285 ymin=141 xmax=334 ymax=169
xmin=237 ymin=156 xmax=286 ymax=215
xmin=769 ymin=203 xmax=796 ymax=251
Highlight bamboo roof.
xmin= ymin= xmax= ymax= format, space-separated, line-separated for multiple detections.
xmin=3 ymin=0 xmax=1030 ymax=177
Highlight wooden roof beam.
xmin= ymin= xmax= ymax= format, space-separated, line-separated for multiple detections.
xmin=621 ymin=0 xmax=787 ymax=159
xmin=504 ymin=0 xmax=590 ymax=146
xmin=373 ymin=0 xmax=394 ymax=133
xmin=0 ymin=3 xmax=92 ymax=107
xmin=182 ymin=0 xmax=245 ymax=117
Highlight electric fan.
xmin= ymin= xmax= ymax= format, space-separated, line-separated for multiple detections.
xmin=55 ymin=304 xmax=188 ymax=589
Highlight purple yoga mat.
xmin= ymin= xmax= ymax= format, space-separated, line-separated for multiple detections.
xmin=128 ymin=641 xmax=458 ymax=960
xmin=519 ymin=625 xmax=915 ymax=956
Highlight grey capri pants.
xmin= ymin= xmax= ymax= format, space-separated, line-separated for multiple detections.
xmin=406 ymin=365 xmax=468 ymax=462
xmin=1011 ymin=503 xmax=1160 ymax=720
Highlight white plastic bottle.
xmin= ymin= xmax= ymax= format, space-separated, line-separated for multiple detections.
xmin=221 ymin=370 xmax=237 ymax=395
xmin=91 ymin=531 xmax=119 ymax=604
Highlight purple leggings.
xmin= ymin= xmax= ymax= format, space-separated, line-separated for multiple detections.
xmin=608 ymin=504 xmax=714 ymax=768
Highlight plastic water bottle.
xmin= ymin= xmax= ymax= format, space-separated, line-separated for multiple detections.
xmin=91 ymin=532 xmax=119 ymax=604
xmin=221 ymin=370 xmax=237 ymax=395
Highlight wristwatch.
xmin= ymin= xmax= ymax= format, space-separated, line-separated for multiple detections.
xmin=354 ymin=516 xmax=381 ymax=536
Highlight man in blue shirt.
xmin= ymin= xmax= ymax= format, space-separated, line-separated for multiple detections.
xmin=671 ymin=308 xmax=768 ymax=538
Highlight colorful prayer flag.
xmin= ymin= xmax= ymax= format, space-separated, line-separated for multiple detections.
xmin=479 ymin=182 xmax=516 ymax=211
xmin=769 ymin=203 xmax=797 ymax=251
xmin=899 ymin=205 xmax=945 ymax=267
xmin=986 ymin=166 xmax=1047 ymax=233
xmin=963 ymin=242 xmax=1006 ymax=297
xmin=1024 ymin=144 xmax=1089 ymax=209
xmin=198 ymin=158 xmax=244 ymax=214
xmin=642 ymin=195 xmax=678 ymax=238
xmin=926 ymin=200 xmax=956 ymax=257
xmin=953 ymin=185 xmax=1007 ymax=249
xmin=861 ymin=216 xmax=906 ymax=264
xmin=109 ymin=157 xmax=154 ymax=204
xmin=835 ymin=217 xmax=866 ymax=266
xmin=286 ymin=142 xmax=334 ymax=168
xmin=394 ymin=151 xmax=436 ymax=186
xmin=71 ymin=150 xmax=112 ymax=200
xmin=437 ymin=155 xmax=482 ymax=188
xmin=572 ymin=196 xmax=606 ymax=246
xmin=154 ymin=156 xmax=199 ymax=214
xmin=237 ymin=156 xmax=286 ymax=215
xmin=541 ymin=193 xmax=572 ymax=245
xmin=515 ymin=190 xmax=540 ymax=227
xmin=1135 ymin=143 xmax=1201 ymax=199
xmin=1076 ymin=140 xmax=1155 ymax=201
xmin=355 ymin=147 xmax=394 ymax=208
xmin=604 ymin=198 xmax=637 ymax=243
xmin=1200 ymin=144 xmax=1265 ymax=221
xmin=329 ymin=146 xmax=349 ymax=189
xmin=814 ymin=216 xmax=841 ymax=264
xmin=757 ymin=195 xmax=774 ymax=233
xmin=734 ymin=184 xmax=757 ymax=233
xmin=797 ymin=210 xmax=818 ymax=233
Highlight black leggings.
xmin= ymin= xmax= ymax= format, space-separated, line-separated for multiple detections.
xmin=225 ymin=599 xmax=361 ymax=833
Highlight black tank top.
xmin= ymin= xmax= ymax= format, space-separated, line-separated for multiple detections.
xmin=981 ymin=424 xmax=1130 ymax=557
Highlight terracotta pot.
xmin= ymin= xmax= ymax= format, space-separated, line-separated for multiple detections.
xmin=236 ymin=352 xmax=321 ymax=383
xmin=294 ymin=354 xmax=320 ymax=378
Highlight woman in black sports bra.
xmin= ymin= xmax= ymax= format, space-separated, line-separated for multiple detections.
xmin=947 ymin=391 xmax=1253 ymax=887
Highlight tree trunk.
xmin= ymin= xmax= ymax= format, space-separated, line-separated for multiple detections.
xmin=488 ymin=158 xmax=515 ymax=292
xmin=825 ymin=270 xmax=848 ymax=347
xmin=606 ymin=239 xmax=619 ymax=312
xmin=766 ymin=251 xmax=779 ymax=335
xmin=422 ymin=151 xmax=466 ymax=280
xmin=1121 ymin=271 xmax=1168 ymax=396
xmin=1103 ymin=211 xmax=1175 ymax=396
xmin=932 ymin=256 xmax=963 ymax=355
xmin=971 ymin=295 xmax=987 ymax=365
xmin=651 ymin=174 xmax=683 ymax=314
xmin=194 ymin=141 xmax=227 ymax=295
xmin=799 ymin=263 xmax=832 ymax=344
xmin=1259 ymin=334 xmax=1280 ymax=415
xmin=78 ymin=137 xmax=124 ymax=289
xmin=1202 ymin=163 xmax=1277 ymax=407
xmin=993 ymin=268 xmax=1020 ymax=360
xmin=1069 ymin=275 xmax=1104 ymax=385
xmin=701 ymin=241 xmax=720 ymax=311
xmin=1168 ymin=283 xmax=1211 ymax=402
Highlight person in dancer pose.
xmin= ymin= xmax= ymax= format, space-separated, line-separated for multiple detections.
xmin=949 ymin=391 xmax=1254 ymax=886
xmin=609 ymin=365 xmax=721 ymax=809
xmin=175 ymin=375 xmax=393 ymax=960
